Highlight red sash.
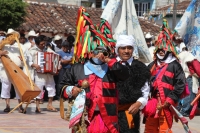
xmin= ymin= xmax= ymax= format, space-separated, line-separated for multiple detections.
xmin=152 ymin=64 xmax=173 ymax=128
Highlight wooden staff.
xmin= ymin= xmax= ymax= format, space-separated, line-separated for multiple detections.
xmin=191 ymin=90 xmax=200 ymax=106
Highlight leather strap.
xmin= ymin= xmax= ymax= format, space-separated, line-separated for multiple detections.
xmin=60 ymin=85 xmax=68 ymax=119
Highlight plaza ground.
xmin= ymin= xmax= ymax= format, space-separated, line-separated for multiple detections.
xmin=0 ymin=99 xmax=199 ymax=133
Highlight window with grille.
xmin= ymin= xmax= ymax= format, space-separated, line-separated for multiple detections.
xmin=135 ymin=2 xmax=151 ymax=16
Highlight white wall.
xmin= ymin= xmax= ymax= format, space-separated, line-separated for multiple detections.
xmin=57 ymin=0 xmax=78 ymax=5
xmin=57 ymin=0 xmax=96 ymax=7
xmin=155 ymin=0 xmax=171 ymax=8
xmin=155 ymin=0 xmax=189 ymax=8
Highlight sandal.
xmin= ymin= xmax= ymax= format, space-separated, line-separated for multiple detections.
xmin=40 ymin=100 xmax=44 ymax=104
xmin=47 ymin=106 xmax=58 ymax=112
xmin=4 ymin=107 xmax=10 ymax=112
xmin=18 ymin=108 xmax=26 ymax=114
xmin=35 ymin=107 xmax=41 ymax=113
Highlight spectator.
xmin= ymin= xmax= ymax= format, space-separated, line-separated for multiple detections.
xmin=56 ymin=41 xmax=73 ymax=97
xmin=24 ymin=30 xmax=39 ymax=50
xmin=178 ymin=43 xmax=198 ymax=117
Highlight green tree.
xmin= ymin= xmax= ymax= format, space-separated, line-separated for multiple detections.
xmin=0 ymin=0 xmax=27 ymax=31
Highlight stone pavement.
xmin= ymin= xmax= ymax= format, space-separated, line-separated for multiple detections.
xmin=0 ymin=99 xmax=200 ymax=133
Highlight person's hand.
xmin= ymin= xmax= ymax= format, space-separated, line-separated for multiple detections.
xmin=162 ymin=101 xmax=170 ymax=108
xmin=30 ymin=40 xmax=35 ymax=46
xmin=72 ymin=86 xmax=82 ymax=97
xmin=128 ymin=101 xmax=142 ymax=115
xmin=18 ymin=56 xmax=23 ymax=61
xmin=61 ymin=59 xmax=72 ymax=65
xmin=32 ymin=64 xmax=41 ymax=72
xmin=0 ymin=50 xmax=8 ymax=56
xmin=96 ymin=53 xmax=111 ymax=63
xmin=193 ymin=73 xmax=199 ymax=78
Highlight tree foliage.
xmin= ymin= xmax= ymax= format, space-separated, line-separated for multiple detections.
xmin=0 ymin=0 xmax=27 ymax=31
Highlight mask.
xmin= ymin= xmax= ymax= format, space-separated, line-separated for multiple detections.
xmin=92 ymin=57 xmax=103 ymax=65
xmin=156 ymin=52 xmax=170 ymax=61
xmin=156 ymin=53 xmax=164 ymax=59
xmin=32 ymin=38 xmax=35 ymax=43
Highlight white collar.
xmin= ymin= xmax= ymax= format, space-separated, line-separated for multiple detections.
xmin=116 ymin=56 xmax=133 ymax=66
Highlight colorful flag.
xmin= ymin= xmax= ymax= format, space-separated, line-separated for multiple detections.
xmin=101 ymin=0 xmax=153 ymax=63
xmin=175 ymin=0 xmax=200 ymax=49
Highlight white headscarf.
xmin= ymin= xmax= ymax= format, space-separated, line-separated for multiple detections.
xmin=115 ymin=35 xmax=135 ymax=55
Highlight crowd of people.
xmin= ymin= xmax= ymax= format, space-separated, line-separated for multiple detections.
xmin=0 ymin=23 xmax=200 ymax=133
xmin=0 ymin=29 xmax=74 ymax=113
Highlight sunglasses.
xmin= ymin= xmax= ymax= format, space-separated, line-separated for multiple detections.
xmin=93 ymin=50 xmax=109 ymax=56
xmin=156 ymin=49 xmax=165 ymax=53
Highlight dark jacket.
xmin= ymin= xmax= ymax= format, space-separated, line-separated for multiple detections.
xmin=59 ymin=58 xmax=129 ymax=133
xmin=148 ymin=60 xmax=185 ymax=128
xmin=117 ymin=59 xmax=150 ymax=133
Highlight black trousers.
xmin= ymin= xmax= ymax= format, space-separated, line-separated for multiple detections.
xmin=57 ymin=68 xmax=69 ymax=96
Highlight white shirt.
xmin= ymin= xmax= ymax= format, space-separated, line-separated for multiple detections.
xmin=26 ymin=45 xmax=56 ymax=84
xmin=50 ymin=41 xmax=62 ymax=53
xmin=116 ymin=56 xmax=150 ymax=109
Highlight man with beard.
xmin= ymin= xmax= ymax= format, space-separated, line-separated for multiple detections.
xmin=144 ymin=20 xmax=185 ymax=133
xmin=115 ymin=35 xmax=151 ymax=133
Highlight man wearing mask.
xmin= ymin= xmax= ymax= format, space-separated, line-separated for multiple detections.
xmin=24 ymin=30 xmax=38 ymax=50
xmin=115 ymin=35 xmax=150 ymax=133
xmin=144 ymin=20 xmax=185 ymax=133
xmin=59 ymin=44 xmax=129 ymax=133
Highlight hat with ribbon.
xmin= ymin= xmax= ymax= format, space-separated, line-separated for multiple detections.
xmin=154 ymin=19 xmax=179 ymax=60
xmin=26 ymin=30 xmax=39 ymax=38
xmin=72 ymin=7 xmax=116 ymax=63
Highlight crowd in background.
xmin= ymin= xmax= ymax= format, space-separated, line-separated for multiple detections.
xmin=0 ymin=29 xmax=75 ymax=113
